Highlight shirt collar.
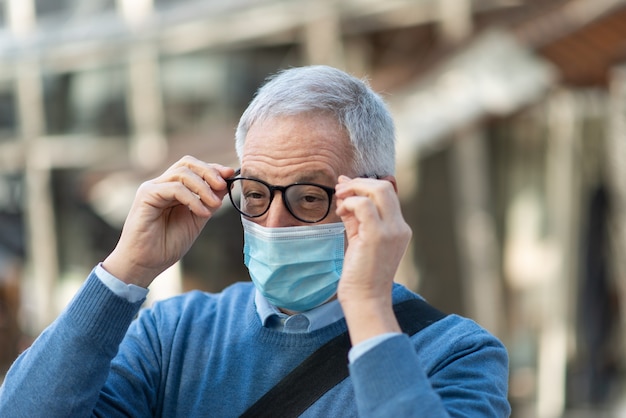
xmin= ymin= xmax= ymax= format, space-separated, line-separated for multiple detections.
xmin=254 ymin=289 xmax=345 ymax=333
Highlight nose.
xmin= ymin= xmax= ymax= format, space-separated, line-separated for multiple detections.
xmin=262 ymin=192 xmax=298 ymax=227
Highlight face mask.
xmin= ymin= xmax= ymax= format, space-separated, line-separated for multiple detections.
xmin=242 ymin=217 xmax=345 ymax=312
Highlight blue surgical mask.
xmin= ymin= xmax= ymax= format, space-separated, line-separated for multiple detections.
xmin=242 ymin=217 xmax=345 ymax=312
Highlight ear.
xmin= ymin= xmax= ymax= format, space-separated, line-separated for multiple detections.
xmin=380 ymin=175 xmax=398 ymax=194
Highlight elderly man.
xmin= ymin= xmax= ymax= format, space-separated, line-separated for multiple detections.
xmin=0 ymin=65 xmax=510 ymax=417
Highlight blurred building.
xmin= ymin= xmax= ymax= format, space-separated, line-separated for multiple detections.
xmin=0 ymin=0 xmax=625 ymax=416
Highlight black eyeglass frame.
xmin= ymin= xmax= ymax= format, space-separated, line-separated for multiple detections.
xmin=225 ymin=169 xmax=336 ymax=223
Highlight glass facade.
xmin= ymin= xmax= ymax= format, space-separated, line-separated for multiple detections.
xmin=35 ymin=0 xmax=115 ymax=19
xmin=0 ymin=83 xmax=16 ymax=140
xmin=43 ymin=66 xmax=129 ymax=136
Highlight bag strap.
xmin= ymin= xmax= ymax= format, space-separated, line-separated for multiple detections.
xmin=239 ymin=298 xmax=447 ymax=418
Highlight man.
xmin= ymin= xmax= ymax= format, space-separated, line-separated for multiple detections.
xmin=0 ymin=65 xmax=510 ymax=416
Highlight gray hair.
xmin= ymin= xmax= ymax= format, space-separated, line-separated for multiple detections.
xmin=234 ymin=65 xmax=396 ymax=176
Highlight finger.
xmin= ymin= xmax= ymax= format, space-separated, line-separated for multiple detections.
xmin=337 ymin=193 xmax=412 ymax=253
xmin=182 ymin=156 xmax=235 ymax=179
xmin=336 ymin=195 xmax=381 ymax=224
xmin=335 ymin=176 xmax=400 ymax=219
xmin=156 ymin=167 xmax=221 ymax=208
xmin=335 ymin=175 xmax=395 ymax=199
xmin=167 ymin=156 xmax=235 ymax=192
xmin=140 ymin=181 xmax=214 ymax=217
xmin=157 ymin=160 xmax=235 ymax=207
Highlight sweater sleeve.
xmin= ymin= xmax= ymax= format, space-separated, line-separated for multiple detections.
xmin=348 ymin=323 xmax=511 ymax=417
xmin=0 ymin=270 xmax=145 ymax=418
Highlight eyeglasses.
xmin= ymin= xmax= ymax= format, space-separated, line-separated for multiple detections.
xmin=225 ymin=169 xmax=336 ymax=223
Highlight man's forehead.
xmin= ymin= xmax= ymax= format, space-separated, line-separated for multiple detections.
xmin=240 ymin=112 xmax=355 ymax=179
xmin=240 ymin=167 xmax=334 ymax=183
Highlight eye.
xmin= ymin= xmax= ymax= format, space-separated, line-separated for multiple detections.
xmin=244 ymin=190 xmax=267 ymax=200
xmin=239 ymin=180 xmax=270 ymax=208
xmin=288 ymin=185 xmax=329 ymax=209
xmin=302 ymin=192 xmax=326 ymax=203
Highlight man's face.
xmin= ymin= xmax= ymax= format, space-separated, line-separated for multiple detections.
xmin=240 ymin=112 xmax=355 ymax=228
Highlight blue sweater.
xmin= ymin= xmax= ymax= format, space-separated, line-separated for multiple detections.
xmin=0 ymin=271 xmax=510 ymax=417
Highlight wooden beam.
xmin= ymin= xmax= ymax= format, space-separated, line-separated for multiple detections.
xmin=301 ymin=0 xmax=345 ymax=68
xmin=0 ymin=137 xmax=129 ymax=173
xmin=606 ymin=64 xmax=626 ymax=350
xmin=450 ymin=125 xmax=504 ymax=337
xmin=536 ymin=89 xmax=581 ymax=418
xmin=126 ymin=42 xmax=167 ymax=169
xmin=437 ymin=0 xmax=473 ymax=45
xmin=15 ymin=57 xmax=60 ymax=334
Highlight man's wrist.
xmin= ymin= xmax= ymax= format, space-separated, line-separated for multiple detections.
xmin=341 ymin=299 xmax=401 ymax=346
xmin=348 ymin=332 xmax=402 ymax=363
xmin=102 ymin=251 xmax=156 ymax=288
xmin=96 ymin=263 xmax=149 ymax=303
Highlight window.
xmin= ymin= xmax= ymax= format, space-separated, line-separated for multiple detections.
xmin=0 ymin=84 xmax=16 ymax=141
xmin=43 ymin=66 xmax=129 ymax=137
xmin=35 ymin=0 xmax=115 ymax=21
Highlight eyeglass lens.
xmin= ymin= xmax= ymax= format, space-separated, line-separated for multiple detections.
xmin=228 ymin=178 xmax=331 ymax=223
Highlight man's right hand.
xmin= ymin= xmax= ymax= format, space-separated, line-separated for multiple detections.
xmin=102 ymin=156 xmax=235 ymax=288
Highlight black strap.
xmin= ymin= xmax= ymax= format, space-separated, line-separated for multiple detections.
xmin=240 ymin=298 xmax=447 ymax=418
